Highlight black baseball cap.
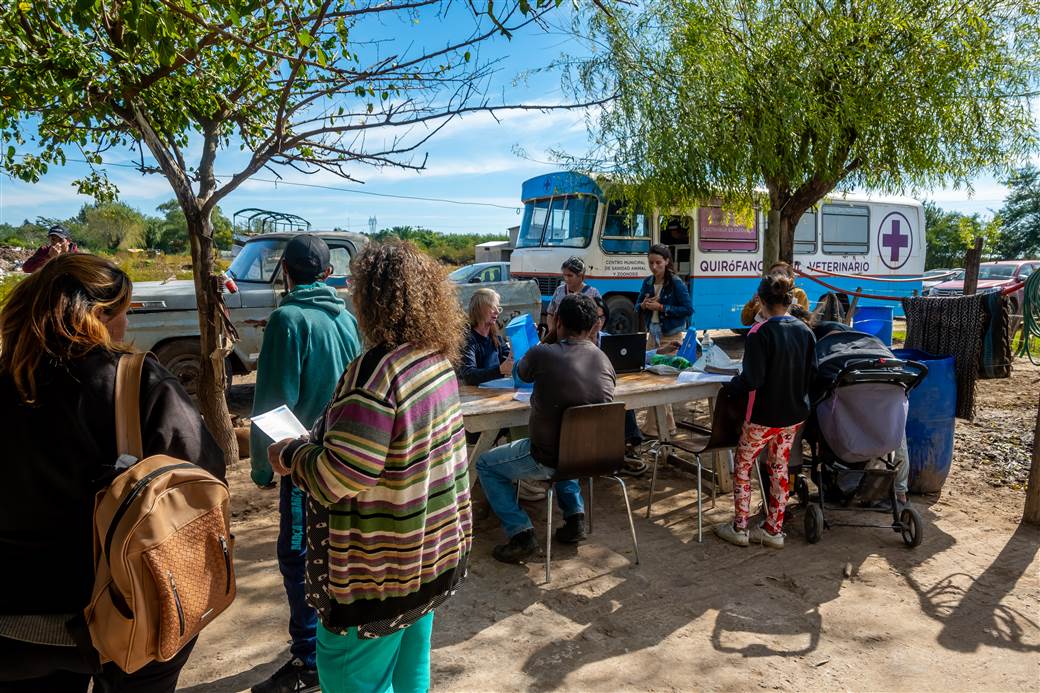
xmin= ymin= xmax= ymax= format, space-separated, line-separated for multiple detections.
xmin=48 ymin=224 xmax=71 ymax=240
xmin=282 ymin=234 xmax=331 ymax=281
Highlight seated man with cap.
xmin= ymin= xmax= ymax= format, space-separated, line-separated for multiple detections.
xmin=22 ymin=224 xmax=78 ymax=273
xmin=249 ymin=234 xmax=361 ymax=693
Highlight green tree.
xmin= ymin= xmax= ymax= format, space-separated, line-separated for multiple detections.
xmin=1 ymin=1 xmax=563 ymax=464
xmin=148 ymin=200 xmax=232 ymax=254
xmin=995 ymin=165 xmax=1040 ymax=259
xmin=924 ymin=201 xmax=1003 ymax=268
xmin=573 ymin=0 xmax=1039 ymax=266
xmin=78 ymin=201 xmax=147 ymax=251
xmin=371 ymin=226 xmax=509 ymax=264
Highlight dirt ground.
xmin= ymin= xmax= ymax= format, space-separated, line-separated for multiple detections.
xmin=179 ymin=336 xmax=1040 ymax=692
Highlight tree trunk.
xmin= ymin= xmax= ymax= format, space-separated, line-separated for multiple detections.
xmin=187 ymin=212 xmax=239 ymax=469
xmin=1024 ymin=391 xmax=1040 ymax=525
xmin=777 ymin=213 xmax=795 ymax=265
xmin=764 ymin=209 xmax=781 ymax=271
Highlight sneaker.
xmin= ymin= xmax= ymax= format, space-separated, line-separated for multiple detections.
xmin=620 ymin=452 xmax=648 ymax=477
xmin=492 ymin=529 xmax=538 ymax=564
xmin=714 ymin=522 xmax=749 ymax=547
xmin=554 ymin=513 xmax=587 ymax=544
xmin=517 ymin=479 xmax=547 ymax=502
xmin=750 ymin=524 xmax=785 ymax=549
xmin=251 ymin=657 xmax=319 ymax=693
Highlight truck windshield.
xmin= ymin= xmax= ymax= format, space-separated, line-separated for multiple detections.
xmin=517 ymin=195 xmax=597 ymax=248
xmin=228 ymin=238 xmax=287 ymax=282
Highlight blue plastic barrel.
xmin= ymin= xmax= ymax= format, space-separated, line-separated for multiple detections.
xmin=893 ymin=348 xmax=957 ymax=494
xmin=854 ymin=306 xmax=894 ymax=345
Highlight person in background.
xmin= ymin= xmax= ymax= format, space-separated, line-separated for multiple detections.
xmin=740 ymin=261 xmax=809 ymax=326
xmin=0 ymin=254 xmax=224 ymax=692
xmin=716 ymin=272 xmax=816 ymax=550
xmin=636 ymin=244 xmax=692 ymax=348
xmin=546 ymin=256 xmax=600 ymax=334
xmin=459 ymin=288 xmax=513 ymax=385
xmin=592 ymin=296 xmax=648 ymax=476
xmin=635 ymin=244 xmax=692 ymax=437
xmin=250 ymin=235 xmax=361 ymax=693
xmin=477 ymin=293 xmax=616 ymax=563
xmin=21 ymin=224 xmax=78 ymax=273
xmin=266 ymin=240 xmax=472 ymax=693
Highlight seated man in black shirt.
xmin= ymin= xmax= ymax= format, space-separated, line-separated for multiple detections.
xmin=476 ymin=294 xmax=617 ymax=564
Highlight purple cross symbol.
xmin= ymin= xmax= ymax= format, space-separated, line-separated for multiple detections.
xmin=881 ymin=218 xmax=909 ymax=263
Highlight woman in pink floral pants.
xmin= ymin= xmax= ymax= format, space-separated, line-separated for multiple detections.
xmin=716 ymin=270 xmax=817 ymax=549
xmin=733 ymin=423 xmax=802 ymax=538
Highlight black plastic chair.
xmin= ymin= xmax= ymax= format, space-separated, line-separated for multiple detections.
xmin=647 ymin=387 xmax=763 ymax=542
xmin=518 ymin=402 xmax=640 ymax=582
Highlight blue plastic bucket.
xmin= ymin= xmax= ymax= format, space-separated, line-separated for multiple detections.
xmin=893 ymin=348 xmax=957 ymax=494
xmin=854 ymin=305 xmax=894 ymax=345
xmin=854 ymin=319 xmax=893 ymax=345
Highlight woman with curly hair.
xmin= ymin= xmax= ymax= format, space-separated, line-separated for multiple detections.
xmin=266 ymin=240 xmax=472 ymax=693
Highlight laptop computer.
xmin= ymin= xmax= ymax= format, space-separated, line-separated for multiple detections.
xmin=600 ymin=333 xmax=647 ymax=374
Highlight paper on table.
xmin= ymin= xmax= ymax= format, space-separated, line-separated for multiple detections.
xmin=477 ymin=376 xmax=515 ymax=390
xmin=512 ymin=390 xmax=532 ymax=402
xmin=252 ymin=404 xmax=309 ymax=441
xmin=676 ymin=370 xmax=734 ymax=384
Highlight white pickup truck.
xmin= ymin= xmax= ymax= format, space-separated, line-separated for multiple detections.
xmin=126 ymin=231 xmax=541 ymax=394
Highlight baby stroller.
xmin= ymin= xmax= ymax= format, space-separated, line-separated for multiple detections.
xmin=794 ymin=331 xmax=929 ymax=547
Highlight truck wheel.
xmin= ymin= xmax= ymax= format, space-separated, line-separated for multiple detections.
xmin=154 ymin=339 xmax=232 ymax=400
xmin=606 ymin=295 xmax=637 ymax=335
xmin=155 ymin=339 xmax=204 ymax=398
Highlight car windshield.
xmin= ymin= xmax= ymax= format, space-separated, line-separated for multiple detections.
xmin=228 ymin=238 xmax=287 ymax=282
xmin=517 ymin=195 xmax=598 ymax=248
xmin=977 ymin=264 xmax=1018 ymax=280
xmin=449 ymin=266 xmax=474 ymax=281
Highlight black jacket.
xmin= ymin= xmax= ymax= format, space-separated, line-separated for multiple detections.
xmin=727 ymin=316 xmax=817 ymax=428
xmin=0 ymin=349 xmax=225 ymax=616
xmin=458 ymin=328 xmax=510 ymax=385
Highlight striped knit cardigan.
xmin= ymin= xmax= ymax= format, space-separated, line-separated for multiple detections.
xmin=289 ymin=343 xmax=472 ymax=628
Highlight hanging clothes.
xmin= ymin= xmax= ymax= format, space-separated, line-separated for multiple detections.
xmin=979 ymin=292 xmax=1013 ymax=380
xmin=902 ymin=295 xmax=985 ymax=420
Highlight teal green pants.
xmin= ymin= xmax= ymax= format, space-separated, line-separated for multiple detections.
xmin=316 ymin=612 xmax=434 ymax=693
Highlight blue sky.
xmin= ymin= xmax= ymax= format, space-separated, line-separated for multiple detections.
xmin=0 ymin=7 xmax=1033 ymax=235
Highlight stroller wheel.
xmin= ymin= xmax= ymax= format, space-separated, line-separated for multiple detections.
xmin=805 ymin=503 xmax=824 ymax=544
xmin=900 ymin=507 xmax=923 ymax=548
xmin=795 ymin=476 xmax=810 ymax=507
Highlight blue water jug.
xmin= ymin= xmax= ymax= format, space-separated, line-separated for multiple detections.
xmin=505 ymin=314 xmax=539 ymax=389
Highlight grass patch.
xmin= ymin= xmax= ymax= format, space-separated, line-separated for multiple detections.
xmin=0 ymin=274 xmax=25 ymax=304
xmin=108 ymin=251 xmax=228 ymax=283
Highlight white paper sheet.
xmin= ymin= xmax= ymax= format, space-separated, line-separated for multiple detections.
xmin=676 ymin=370 xmax=734 ymax=384
xmin=252 ymin=404 xmax=309 ymax=441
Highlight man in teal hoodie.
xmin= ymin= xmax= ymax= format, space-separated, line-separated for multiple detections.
xmin=250 ymin=235 xmax=360 ymax=693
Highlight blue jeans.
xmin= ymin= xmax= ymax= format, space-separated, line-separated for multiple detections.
xmin=476 ymin=438 xmax=584 ymax=538
xmin=278 ymin=475 xmax=317 ymax=667
xmin=624 ymin=410 xmax=642 ymax=446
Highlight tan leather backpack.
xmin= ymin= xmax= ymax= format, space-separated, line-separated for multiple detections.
xmin=84 ymin=353 xmax=236 ymax=673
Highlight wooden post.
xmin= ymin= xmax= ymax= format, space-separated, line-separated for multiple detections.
xmin=845 ymin=287 xmax=863 ymax=325
xmin=1024 ymin=393 xmax=1040 ymax=525
xmin=963 ymin=237 xmax=984 ymax=296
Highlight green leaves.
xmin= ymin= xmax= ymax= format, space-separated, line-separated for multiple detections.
xmin=297 ymin=30 xmax=314 ymax=47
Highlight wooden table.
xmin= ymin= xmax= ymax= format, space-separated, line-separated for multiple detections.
xmin=459 ymin=371 xmax=724 ymax=466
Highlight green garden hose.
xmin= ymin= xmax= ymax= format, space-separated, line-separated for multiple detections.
xmin=1015 ymin=269 xmax=1040 ymax=365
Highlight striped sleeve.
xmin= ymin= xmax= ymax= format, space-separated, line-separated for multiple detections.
xmin=290 ymin=385 xmax=395 ymax=506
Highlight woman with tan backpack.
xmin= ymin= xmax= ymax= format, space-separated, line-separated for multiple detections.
xmin=0 ymin=254 xmax=225 ymax=692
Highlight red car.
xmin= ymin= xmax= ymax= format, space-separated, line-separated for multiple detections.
xmin=927 ymin=259 xmax=1038 ymax=317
